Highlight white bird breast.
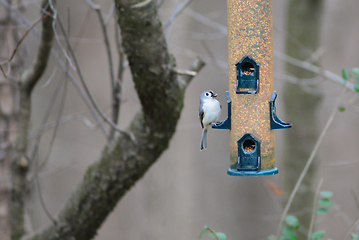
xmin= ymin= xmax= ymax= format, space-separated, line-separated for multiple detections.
xmin=203 ymin=99 xmax=221 ymax=125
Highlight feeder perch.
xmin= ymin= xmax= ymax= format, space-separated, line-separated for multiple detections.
xmin=212 ymin=0 xmax=292 ymax=177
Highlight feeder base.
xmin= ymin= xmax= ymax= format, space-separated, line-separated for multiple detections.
xmin=227 ymin=168 xmax=278 ymax=177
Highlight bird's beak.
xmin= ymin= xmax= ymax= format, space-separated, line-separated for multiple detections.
xmin=211 ymin=92 xmax=217 ymax=98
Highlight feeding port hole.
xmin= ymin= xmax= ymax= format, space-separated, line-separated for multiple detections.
xmin=241 ymin=62 xmax=255 ymax=75
xmin=243 ymin=139 xmax=256 ymax=152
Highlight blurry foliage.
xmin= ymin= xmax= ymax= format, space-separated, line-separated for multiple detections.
xmin=342 ymin=68 xmax=359 ymax=92
xmin=265 ymin=190 xmax=359 ymax=240
xmin=199 ymin=226 xmax=227 ymax=240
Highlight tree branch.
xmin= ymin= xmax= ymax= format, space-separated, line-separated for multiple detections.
xmin=0 ymin=0 xmax=110 ymax=138
xmin=20 ymin=2 xmax=54 ymax=95
xmin=11 ymin=1 xmax=55 ymax=240
xmin=22 ymin=0 xmax=204 ymax=238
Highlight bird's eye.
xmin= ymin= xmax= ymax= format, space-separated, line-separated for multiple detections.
xmin=205 ymin=93 xmax=209 ymax=96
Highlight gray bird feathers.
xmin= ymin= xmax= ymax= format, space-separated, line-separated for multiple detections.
xmin=199 ymin=90 xmax=221 ymax=150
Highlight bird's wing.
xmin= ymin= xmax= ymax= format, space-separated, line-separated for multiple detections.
xmin=199 ymin=105 xmax=204 ymax=128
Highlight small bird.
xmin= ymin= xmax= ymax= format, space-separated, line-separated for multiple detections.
xmin=199 ymin=90 xmax=221 ymax=150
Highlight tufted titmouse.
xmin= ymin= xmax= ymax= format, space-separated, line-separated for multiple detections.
xmin=199 ymin=90 xmax=221 ymax=150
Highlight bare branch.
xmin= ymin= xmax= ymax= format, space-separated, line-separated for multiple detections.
xmin=274 ymin=50 xmax=357 ymax=92
xmin=112 ymin=24 xmax=125 ymax=140
xmin=104 ymin=3 xmax=115 ymax=25
xmin=52 ymin=50 xmax=110 ymax=138
xmin=11 ymin=1 xmax=55 ymax=239
xmin=344 ymin=217 xmax=359 ymax=240
xmin=178 ymin=56 xmax=205 ymax=91
xmin=29 ymin=114 xmax=96 ymax=138
xmin=162 ymin=0 xmax=195 ymax=29
xmin=182 ymin=7 xmax=227 ymax=35
xmin=83 ymin=0 xmax=119 ymax=140
xmin=56 ymin=13 xmax=133 ymax=141
xmin=0 ymin=0 xmax=110 ymax=138
xmin=21 ymin=0 xmax=204 ymax=238
xmin=20 ymin=10 xmax=53 ymax=94
xmin=165 ymin=0 xmax=180 ymax=41
xmin=35 ymin=166 xmax=56 ymax=224
xmin=307 ymin=178 xmax=324 ymax=240
xmin=0 ymin=12 xmax=48 ymax=81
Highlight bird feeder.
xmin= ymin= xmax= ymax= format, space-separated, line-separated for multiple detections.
xmin=213 ymin=0 xmax=291 ymax=176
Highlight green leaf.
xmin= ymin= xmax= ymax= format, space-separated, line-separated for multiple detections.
xmin=279 ymin=237 xmax=289 ymax=240
xmin=342 ymin=69 xmax=350 ymax=81
xmin=320 ymin=191 xmax=333 ymax=197
xmin=310 ymin=230 xmax=325 ymax=240
xmin=200 ymin=226 xmax=209 ymax=238
xmin=318 ymin=198 xmax=333 ymax=207
xmin=267 ymin=236 xmax=277 ymax=240
xmin=316 ymin=208 xmax=330 ymax=214
xmin=352 ymin=233 xmax=359 ymax=240
xmin=353 ymin=83 xmax=359 ymax=92
xmin=282 ymin=226 xmax=298 ymax=240
xmin=338 ymin=106 xmax=346 ymax=112
xmin=208 ymin=232 xmax=227 ymax=240
xmin=285 ymin=215 xmax=299 ymax=229
xmin=352 ymin=68 xmax=359 ymax=80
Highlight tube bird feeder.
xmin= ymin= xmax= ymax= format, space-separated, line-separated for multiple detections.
xmin=213 ymin=0 xmax=291 ymax=176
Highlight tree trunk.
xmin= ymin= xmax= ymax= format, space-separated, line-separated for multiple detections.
xmin=0 ymin=2 xmax=25 ymax=238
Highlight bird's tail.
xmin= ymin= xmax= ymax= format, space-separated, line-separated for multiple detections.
xmin=200 ymin=128 xmax=208 ymax=150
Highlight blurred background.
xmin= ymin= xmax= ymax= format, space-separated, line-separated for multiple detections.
xmin=2 ymin=0 xmax=359 ymax=239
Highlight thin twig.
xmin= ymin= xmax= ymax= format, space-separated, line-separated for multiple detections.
xmin=104 ymin=3 xmax=115 ymax=25
xmin=182 ymin=8 xmax=227 ymax=35
xmin=344 ymin=218 xmax=359 ymax=240
xmin=351 ymin=190 xmax=359 ymax=213
xmin=38 ymin=46 xmax=69 ymax=171
xmin=274 ymin=73 xmax=324 ymax=87
xmin=38 ymin=9 xmax=77 ymax=171
xmin=29 ymin=73 xmax=64 ymax=164
xmin=130 ymin=0 xmax=152 ymax=8
xmin=307 ymin=178 xmax=324 ymax=240
xmin=56 ymin=13 xmax=135 ymax=142
xmin=175 ymin=69 xmax=197 ymax=76
xmin=83 ymin=0 xmax=118 ymax=140
xmin=9 ymin=13 xmax=48 ymax=63
xmin=0 ymin=13 xmax=48 ymax=79
xmin=156 ymin=0 xmax=165 ymax=8
xmin=35 ymin=157 xmax=56 ymax=224
xmin=274 ymin=51 xmax=356 ymax=92
xmin=83 ymin=0 xmax=100 ymax=9
xmin=0 ymin=0 xmax=109 ymax=138
xmin=47 ymin=0 xmax=76 ymax=70
xmin=40 ymin=66 xmax=57 ymax=88
xmin=165 ymin=0 xmax=180 ymax=41
xmin=200 ymin=39 xmax=228 ymax=77
xmin=51 ymin=50 xmax=109 ymax=137
xmin=30 ymin=114 xmax=96 ymax=138
xmin=163 ymin=0 xmax=195 ymax=29
xmin=275 ymin=87 xmax=346 ymax=238
xmin=202 ymin=227 xmax=220 ymax=240
xmin=112 ymin=24 xmax=125 ymax=140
